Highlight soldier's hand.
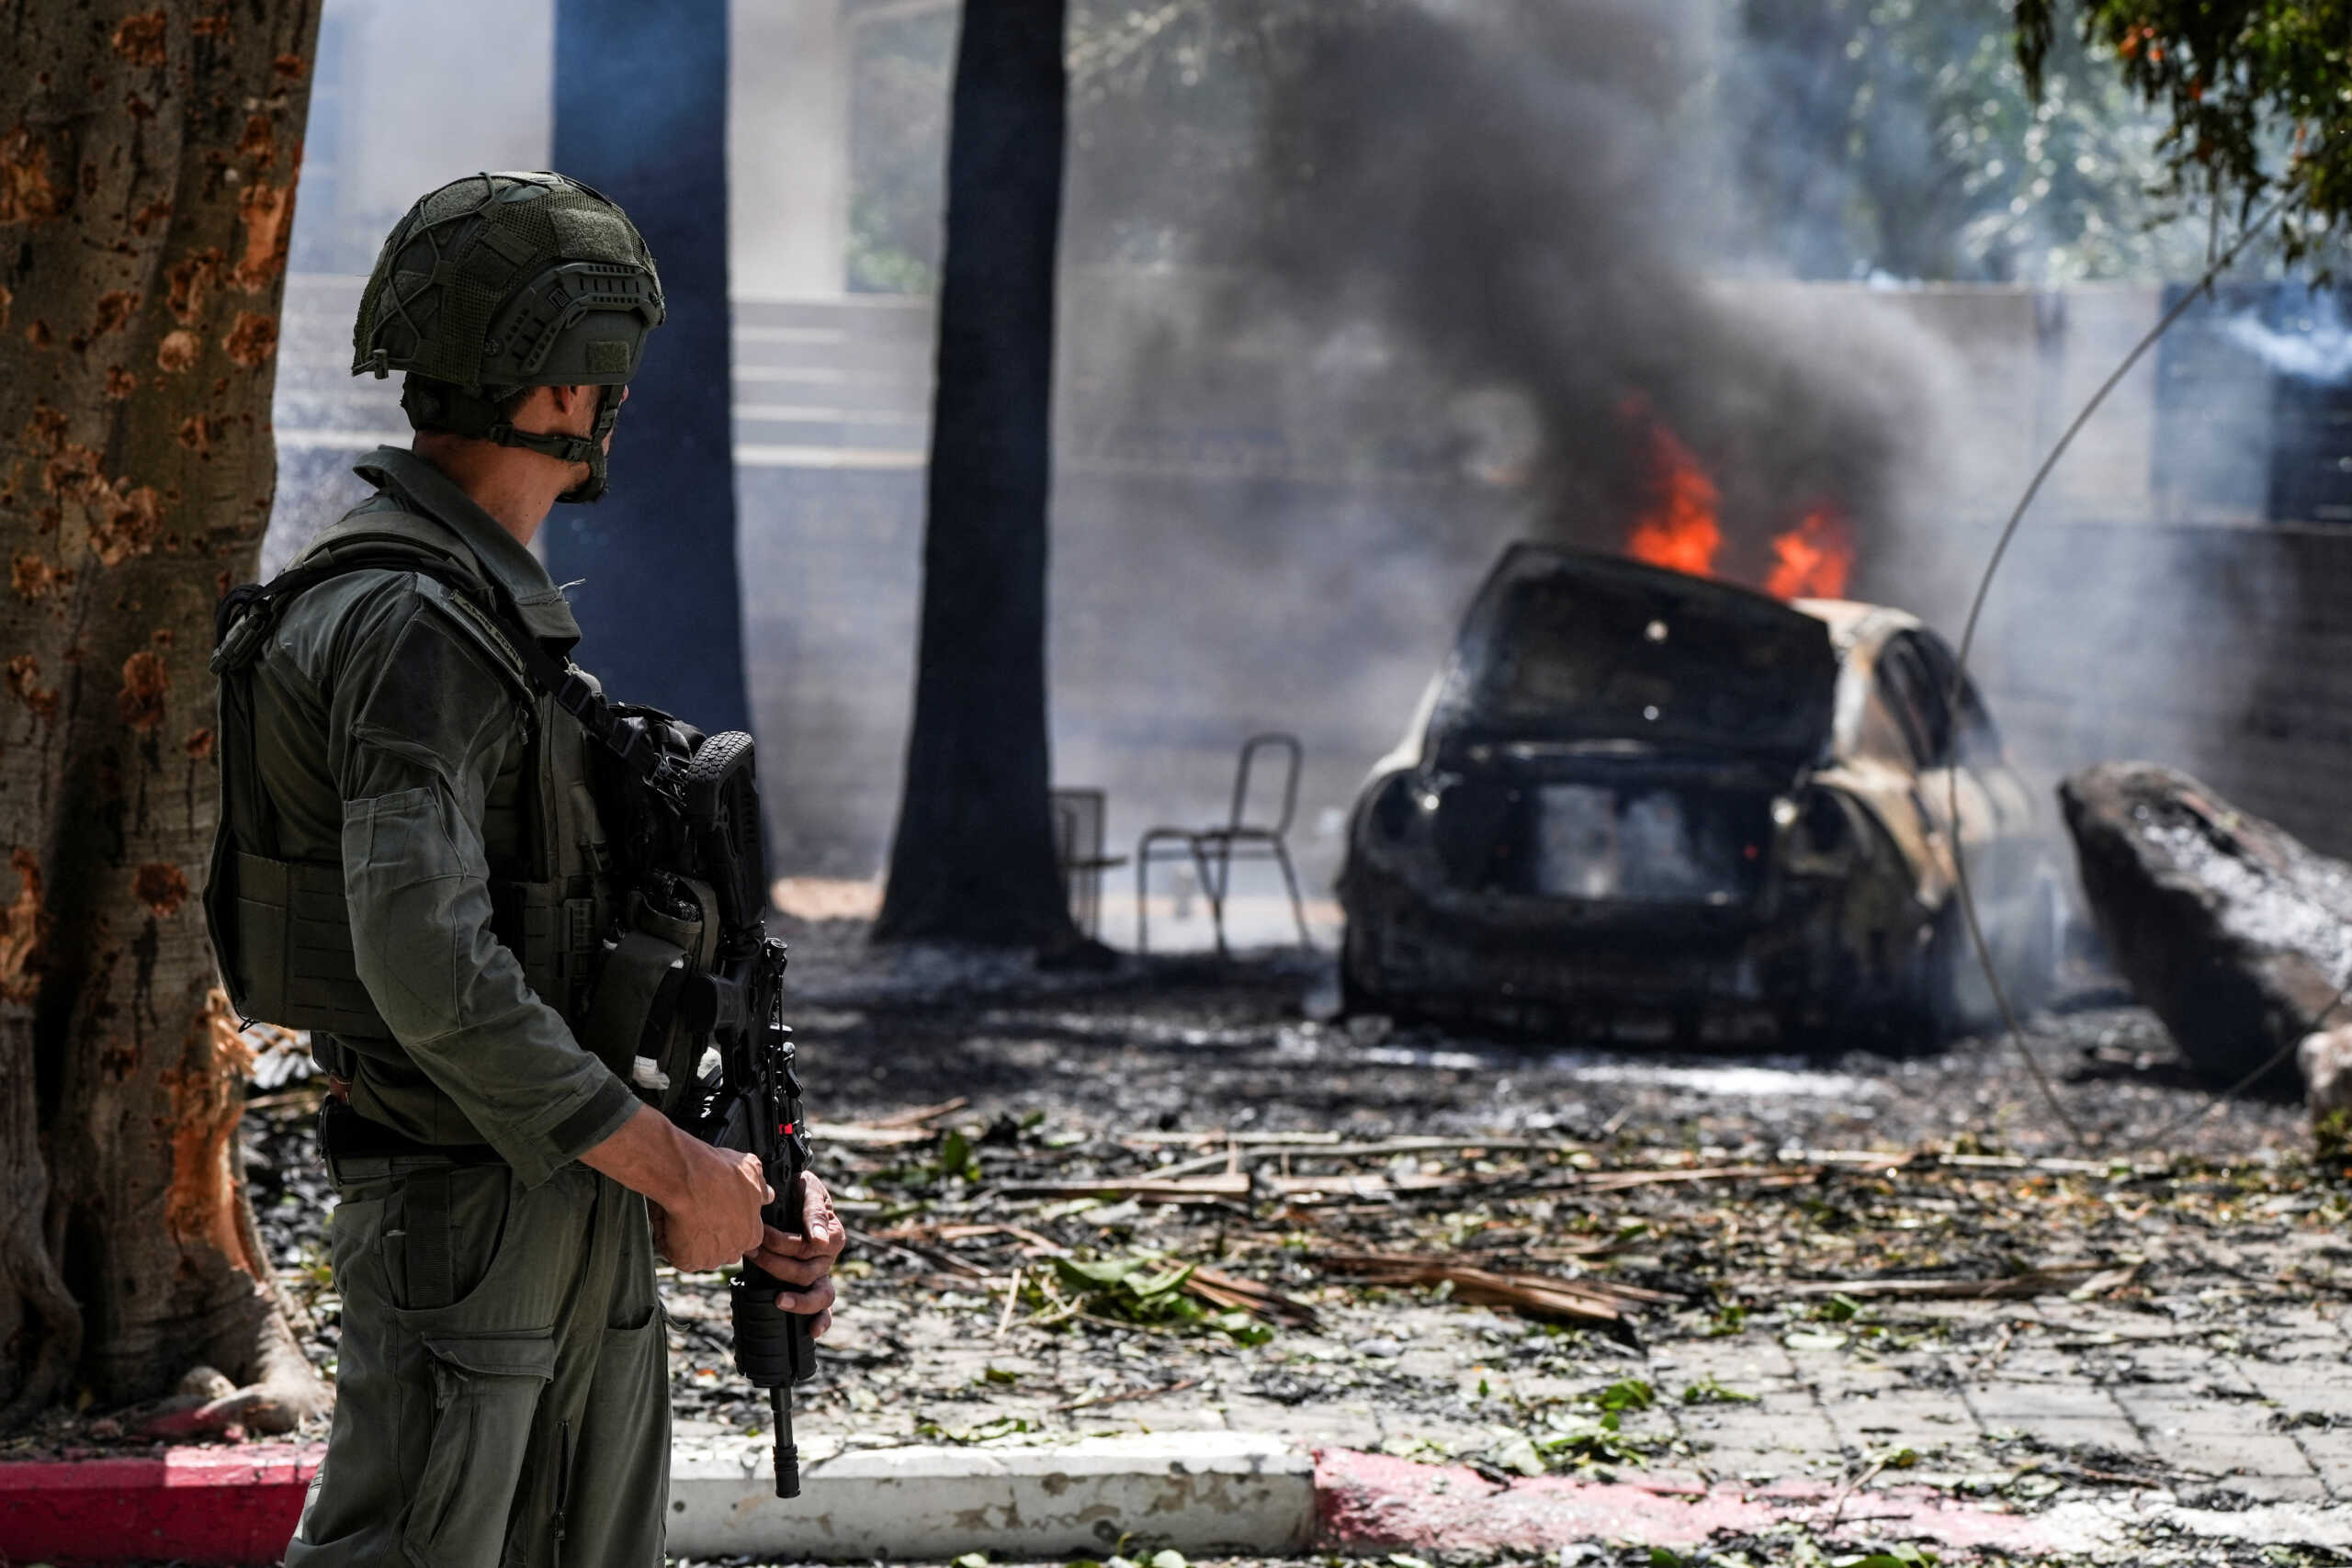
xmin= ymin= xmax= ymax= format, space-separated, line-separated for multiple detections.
xmin=747 ymin=1171 xmax=847 ymax=1333
xmin=650 ymin=1142 xmax=772 ymax=1274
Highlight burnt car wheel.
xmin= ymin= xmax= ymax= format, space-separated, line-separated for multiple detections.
xmin=1884 ymin=903 xmax=1963 ymax=1053
xmin=1339 ymin=924 xmax=1388 ymax=1018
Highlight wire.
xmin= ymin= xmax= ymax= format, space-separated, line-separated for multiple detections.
xmin=1943 ymin=181 xmax=2301 ymax=1156
xmin=2135 ymin=976 xmax=2352 ymax=1151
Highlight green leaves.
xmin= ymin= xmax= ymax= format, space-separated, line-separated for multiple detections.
xmin=1046 ymin=1252 xmax=1272 ymax=1343
xmin=938 ymin=1128 xmax=982 ymax=1183
xmin=1592 ymin=1377 xmax=1656 ymax=1414
xmin=1680 ymin=1373 xmax=1760 ymax=1404
xmin=1834 ymin=1547 xmax=1940 ymax=1568
xmin=2018 ymin=0 xmax=2352 ymax=260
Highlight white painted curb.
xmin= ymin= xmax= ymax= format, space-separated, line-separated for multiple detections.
xmin=668 ymin=1433 xmax=1317 ymax=1561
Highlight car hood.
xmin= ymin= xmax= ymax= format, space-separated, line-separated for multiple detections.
xmin=1423 ymin=544 xmax=1838 ymax=769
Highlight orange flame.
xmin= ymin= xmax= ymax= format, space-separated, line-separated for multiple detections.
xmin=1763 ymin=507 xmax=1855 ymax=600
xmin=1625 ymin=422 xmax=1722 ymax=578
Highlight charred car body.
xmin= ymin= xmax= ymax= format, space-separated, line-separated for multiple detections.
xmin=1340 ymin=545 xmax=2055 ymax=1044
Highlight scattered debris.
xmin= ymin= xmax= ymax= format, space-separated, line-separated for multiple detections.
xmin=2063 ymin=761 xmax=2352 ymax=1081
xmin=1770 ymin=1262 xmax=2133 ymax=1302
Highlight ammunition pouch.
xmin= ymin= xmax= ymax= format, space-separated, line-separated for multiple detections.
xmin=582 ymin=879 xmax=720 ymax=1118
xmin=205 ymin=841 xmax=383 ymax=1040
xmin=207 ymin=835 xmax=603 ymax=1046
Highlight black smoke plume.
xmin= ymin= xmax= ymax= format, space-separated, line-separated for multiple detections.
xmin=1242 ymin=0 xmax=1928 ymax=580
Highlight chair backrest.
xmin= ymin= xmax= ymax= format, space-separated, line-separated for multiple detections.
xmin=1228 ymin=733 xmax=1303 ymax=836
xmin=1050 ymin=787 xmax=1106 ymax=869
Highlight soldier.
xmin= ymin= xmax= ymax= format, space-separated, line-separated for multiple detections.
xmin=203 ymin=172 xmax=844 ymax=1566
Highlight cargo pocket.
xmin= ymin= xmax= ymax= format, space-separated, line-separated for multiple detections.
xmin=560 ymin=1303 xmax=672 ymax=1568
xmin=399 ymin=1332 xmax=555 ymax=1568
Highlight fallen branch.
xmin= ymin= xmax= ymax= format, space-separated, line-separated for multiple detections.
xmin=810 ymin=1124 xmax=937 ymax=1147
xmin=1773 ymin=1264 xmax=2115 ymax=1302
xmin=1317 ymin=1251 xmax=1668 ymax=1325
xmin=866 ymin=1097 xmax=971 ymax=1129
xmin=999 ymin=1172 xmax=1251 ymax=1203
xmin=1186 ymin=1265 xmax=1319 ymax=1327
xmin=1260 ymin=1171 xmax=1470 ymax=1202
xmin=1052 ymin=1375 xmax=1202 ymax=1413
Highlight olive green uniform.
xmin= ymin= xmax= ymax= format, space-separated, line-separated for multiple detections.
xmin=243 ymin=446 xmax=665 ymax=1568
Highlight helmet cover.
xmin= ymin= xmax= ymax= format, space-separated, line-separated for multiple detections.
xmin=355 ymin=171 xmax=665 ymax=502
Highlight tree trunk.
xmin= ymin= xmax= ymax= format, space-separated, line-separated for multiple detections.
xmin=548 ymin=0 xmax=753 ymax=741
xmin=0 ymin=1 xmax=327 ymax=1434
xmin=875 ymin=0 xmax=1079 ymax=949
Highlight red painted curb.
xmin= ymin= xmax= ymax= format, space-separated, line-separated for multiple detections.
xmin=0 ymin=1444 xmax=322 ymax=1566
xmin=1314 ymin=1448 xmax=2081 ymax=1557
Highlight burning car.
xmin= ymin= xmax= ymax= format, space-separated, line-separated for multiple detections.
xmin=1338 ymin=544 xmax=2058 ymax=1044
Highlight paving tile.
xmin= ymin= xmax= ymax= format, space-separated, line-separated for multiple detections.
xmin=2113 ymin=1391 xmax=2283 ymax=1437
xmin=2204 ymin=1472 xmax=2332 ymax=1503
xmin=2140 ymin=1429 xmax=2316 ymax=1483
xmin=1967 ymin=1379 xmax=2132 ymax=1424
xmin=2233 ymin=1359 xmax=2352 ymax=1417
xmin=1692 ymin=1401 xmax=1843 ymax=1461
xmin=2284 ymin=1428 xmax=2352 ymax=1498
xmin=1971 ymin=1412 xmax=2146 ymax=1455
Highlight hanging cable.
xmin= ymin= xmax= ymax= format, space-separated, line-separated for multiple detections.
xmin=1943 ymin=181 xmax=2302 ymax=1156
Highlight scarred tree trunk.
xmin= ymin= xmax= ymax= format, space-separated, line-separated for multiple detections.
xmin=0 ymin=2 xmax=325 ymax=1432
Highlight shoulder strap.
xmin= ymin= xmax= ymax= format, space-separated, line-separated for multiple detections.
xmin=212 ymin=553 xmax=681 ymax=802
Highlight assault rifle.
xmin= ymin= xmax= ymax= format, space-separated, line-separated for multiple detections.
xmin=587 ymin=717 xmax=820 ymax=1500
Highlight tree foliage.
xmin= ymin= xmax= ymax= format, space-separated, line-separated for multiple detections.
xmin=1740 ymin=0 xmax=2209 ymax=282
xmin=846 ymin=0 xmax=2215 ymax=288
xmin=2018 ymin=0 xmax=2352 ymax=259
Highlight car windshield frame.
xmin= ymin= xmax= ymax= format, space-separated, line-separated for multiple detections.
xmin=1430 ymin=545 xmax=1841 ymax=765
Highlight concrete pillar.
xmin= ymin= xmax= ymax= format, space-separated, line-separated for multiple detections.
xmin=731 ymin=0 xmax=852 ymax=299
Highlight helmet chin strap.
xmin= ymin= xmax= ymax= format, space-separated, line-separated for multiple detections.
xmin=401 ymin=379 xmax=624 ymax=503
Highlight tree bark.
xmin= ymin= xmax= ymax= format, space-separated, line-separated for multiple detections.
xmin=548 ymin=0 xmax=753 ymax=741
xmin=0 ymin=1 xmax=326 ymax=1433
xmin=875 ymin=0 xmax=1079 ymax=949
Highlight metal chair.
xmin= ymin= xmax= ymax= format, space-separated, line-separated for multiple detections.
xmin=1136 ymin=732 xmax=1313 ymax=954
xmin=1049 ymin=787 xmax=1125 ymax=941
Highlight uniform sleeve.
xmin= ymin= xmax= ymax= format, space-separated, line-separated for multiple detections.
xmin=330 ymin=585 xmax=638 ymax=1186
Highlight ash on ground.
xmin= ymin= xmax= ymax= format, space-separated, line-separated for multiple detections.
xmin=110 ymin=921 xmax=2352 ymax=1562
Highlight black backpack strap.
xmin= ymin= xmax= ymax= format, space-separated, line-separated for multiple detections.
xmin=212 ymin=553 xmax=681 ymax=800
xmin=210 ymin=551 xmax=491 ymax=664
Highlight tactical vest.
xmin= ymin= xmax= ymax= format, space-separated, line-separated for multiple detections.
xmin=205 ymin=505 xmax=616 ymax=1062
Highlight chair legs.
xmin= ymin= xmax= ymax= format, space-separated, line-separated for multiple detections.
xmin=1136 ymin=830 xmax=1314 ymax=955
xmin=1136 ymin=829 xmax=1204 ymax=954
xmin=1272 ymin=839 xmax=1315 ymax=952
xmin=1200 ymin=838 xmax=1231 ymax=957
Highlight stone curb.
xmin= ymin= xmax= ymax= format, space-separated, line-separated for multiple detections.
xmin=673 ymin=1432 xmax=1314 ymax=1560
xmin=0 ymin=1443 xmax=321 ymax=1565
xmin=6 ymin=1436 xmax=2348 ymax=1563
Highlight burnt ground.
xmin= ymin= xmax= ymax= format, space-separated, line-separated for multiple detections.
xmin=33 ymin=917 xmax=2352 ymax=1566
xmin=776 ymin=915 xmax=2305 ymax=1160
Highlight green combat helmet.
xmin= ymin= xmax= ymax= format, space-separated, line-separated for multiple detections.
xmin=354 ymin=170 xmax=664 ymax=502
